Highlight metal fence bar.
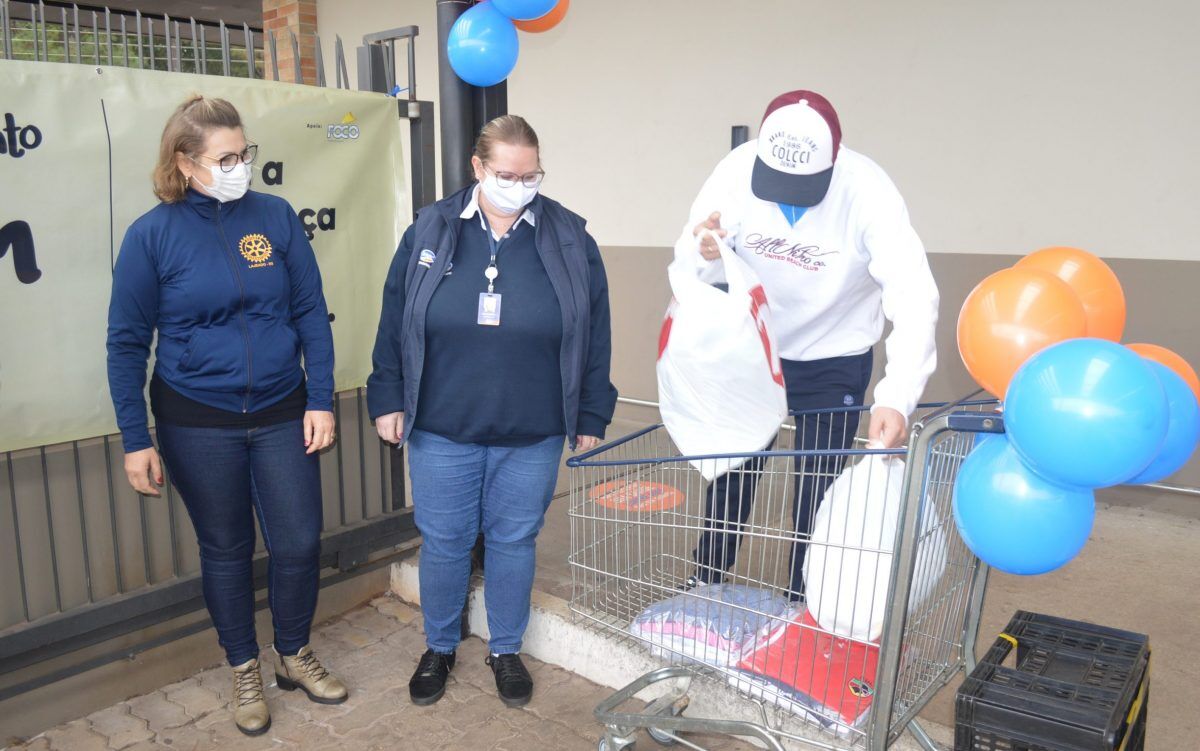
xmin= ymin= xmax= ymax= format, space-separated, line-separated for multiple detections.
xmin=39 ymin=447 xmax=64 ymax=612
xmin=2 ymin=0 xmax=12 ymax=60
xmin=120 ymin=13 xmax=126 ymax=66
xmin=335 ymin=34 xmax=346 ymax=89
xmin=146 ymin=13 xmax=153 ymax=70
xmin=5 ymin=452 xmax=31 ymax=621
xmin=189 ymin=17 xmax=197 ymax=72
xmin=406 ymin=34 xmax=417 ymax=100
xmin=91 ymin=9 xmax=97 ymax=65
xmin=168 ymin=14 xmax=177 ymax=72
xmin=357 ymin=390 xmax=368 ymax=520
xmin=102 ymin=436 xmax=125 ymax=593
xmin=138 ymin=493 xmax=152 ymax=587
xmin=219 ymin=19 xmax=228 ymax=76
xmin=381 ymin=39 xmax=394 ymax=93
xmin=71 ymin=3 xmax=78 ymax=63
xmin=58 ymin=6 xmax=66 ymax=62
xmin=197 ymin=22 xmax=205 ymax=74
xmin=378 ymin=425 xmax=388 ymax=515
xmin=289 ymin=29 xmax=300 ymax=83
xmin=32 ymin=1 xmax=41 ymax=61
xmin=104 ymin=7 xmax=110 ymax=64
xmin=134 ymin=9 xmax=140 ymax=67
xmin=165 ymin=475 xmax=181 ymax=578
xmin=72 ymin=442 xmax=95 ymax=603
xmin=314 ymin=33 xmax=326 ymax=87
xmin=243 ymin=22 xmax=254 ymax=78
xmin=334 ymin=399 xmax=347 ymax=526
xmin=268 ymin=28 xmax=277 ymax=80
xmin=38 ymin=0 xmax=46 ymax=61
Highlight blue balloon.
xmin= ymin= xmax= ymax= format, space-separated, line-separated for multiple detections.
xmin=447 ymin=1 xmax=519 ymax=88
xmin=492 ymin=0 xmax=558 ymax=21
xmin=1005 ymin=338 xmax=1169 ymax=488
xmin=953 ymin=434 xmax=1095 ymax=575
xmin=1127 ymin=362 xmax=1200 ymax=484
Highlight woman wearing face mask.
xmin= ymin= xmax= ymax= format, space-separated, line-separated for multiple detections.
xmin=107 ymin=95 xmax=346 ymax=736
xmin=367 ymin=114 xmax=617 ymax=708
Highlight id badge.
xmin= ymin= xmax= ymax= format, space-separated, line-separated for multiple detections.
xmin=477 ymin=292 xmax=502 ymax=326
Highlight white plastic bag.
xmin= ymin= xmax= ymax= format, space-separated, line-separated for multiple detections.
xmin=803 ymin=453 xmax=947 ymax=641
xmin=656 ymin=231 xmax=788 ymax=480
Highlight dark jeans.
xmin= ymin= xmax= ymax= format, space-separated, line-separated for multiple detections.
xmin=157 ymin=419 xmax=323 ymax=666
xmin=693 ymin=351 xmax=874 ymax=599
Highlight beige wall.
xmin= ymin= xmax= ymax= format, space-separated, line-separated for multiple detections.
xmin=320 ymin=0 xmax=1199 ymax=260
xmin=317 ymin=0 xmax=1199 ymax=485
xmin=603 ymin=246 xmax=1200 ymax=485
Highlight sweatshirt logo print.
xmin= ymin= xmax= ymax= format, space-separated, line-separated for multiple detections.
xmin=743 ymin=233 xmax=838 ymax=272
xmin=239 ymin=233 xmax=274 ymax=268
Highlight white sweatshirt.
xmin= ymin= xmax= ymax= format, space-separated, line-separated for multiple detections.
xmin=678 ymin=141 xmax=939 ymax=417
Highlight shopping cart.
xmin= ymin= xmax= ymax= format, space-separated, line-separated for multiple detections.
xmin=567 ymin=399 xmax=1001 ymax=751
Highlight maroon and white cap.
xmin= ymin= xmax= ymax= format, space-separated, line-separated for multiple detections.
xmin=751 ymin=90 xmax=842 ymax=207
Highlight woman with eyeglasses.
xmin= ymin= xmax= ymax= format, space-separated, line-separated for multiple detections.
xmin=367 ymin=114 xmax=617 ymax=708
xmin=107 ymin=95 xmax=346 ymax=736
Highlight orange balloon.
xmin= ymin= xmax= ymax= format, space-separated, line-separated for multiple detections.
xmin=1014 ymin=246 xmax=1126 ymax=341
xmin=1127 ymin=343 xmax=1200 ymax=403
xmin=957 ymin=267 xmax=1088 ymax=397
xmin=514 ymin=0 xmax=568 ymax=32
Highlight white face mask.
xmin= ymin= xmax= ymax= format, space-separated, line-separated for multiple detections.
xmin=200 ymin=161 xmax=252 ymax=203
xmin=479 ymin=172 xmax=539 ymax=216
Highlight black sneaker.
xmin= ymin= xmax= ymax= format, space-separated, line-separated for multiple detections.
xmin=486 ymin=653 xmax=533 ymax=707
xmin=409 ymin=649 xmax=455 ymax=706
xmin=677 ymin=573 xmax=723 ymax=592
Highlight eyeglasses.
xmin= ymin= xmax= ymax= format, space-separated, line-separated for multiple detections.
xmin=486 ymin=164 xmax=545 ymax=189
xmin=191 ymin=143 xmax=258 ymax=173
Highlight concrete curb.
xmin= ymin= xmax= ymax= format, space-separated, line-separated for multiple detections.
xmin=390 ymin=556 xmax=953 ymax=750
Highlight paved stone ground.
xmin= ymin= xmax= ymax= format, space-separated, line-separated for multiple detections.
xmin=4 ymin=595 xmax=751 ymax=751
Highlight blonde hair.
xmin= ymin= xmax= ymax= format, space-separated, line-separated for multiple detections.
xmin=153 ymin=95 xmax=243 ymax=203
xmin=473 ymin=114 xmax=540 ymax=166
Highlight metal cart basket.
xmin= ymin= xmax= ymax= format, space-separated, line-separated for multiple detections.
xmin=566 ymin=400 xmax=1000 ymax=750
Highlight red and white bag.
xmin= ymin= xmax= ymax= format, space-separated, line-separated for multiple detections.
xmin=656 ymin=231 xmax=788 ymax=480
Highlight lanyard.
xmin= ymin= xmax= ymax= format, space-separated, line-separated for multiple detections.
xmin=480 ymin=212 xmax=503 ymax=294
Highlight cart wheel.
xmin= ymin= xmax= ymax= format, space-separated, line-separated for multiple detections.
xmin=598 ymin=737 xmax=634 ymax=751
xmin=647 ymin=703 xmax=684 ymax=746
xmin=646 ymin=726 xmax=677 ymax=746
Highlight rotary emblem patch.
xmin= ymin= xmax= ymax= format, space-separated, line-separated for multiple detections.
xmin=239 ymin=233 xmax=273 ymax=267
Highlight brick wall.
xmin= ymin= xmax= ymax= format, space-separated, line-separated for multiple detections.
xmin=262 ymin=0 xmax=318 ymax=84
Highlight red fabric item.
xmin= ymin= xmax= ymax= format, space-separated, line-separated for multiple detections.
xmin=737 ymin=610 xmax=879 ymax=726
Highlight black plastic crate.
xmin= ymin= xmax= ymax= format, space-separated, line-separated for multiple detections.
xmin=955 ymin=611 xmax=1149 ymax=751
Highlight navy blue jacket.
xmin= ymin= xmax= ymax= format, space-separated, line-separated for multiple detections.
xmin=107 ymin=189 xmax=334 ymax=452
xmin=366 ymin=187 xmax=618 ymax=448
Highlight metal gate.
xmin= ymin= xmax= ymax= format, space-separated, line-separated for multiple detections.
xmin=0 ymin=0 xmax=436 ymax=702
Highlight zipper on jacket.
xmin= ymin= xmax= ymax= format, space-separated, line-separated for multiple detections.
xmin=214 ymin=203 xmax=254 ymax=412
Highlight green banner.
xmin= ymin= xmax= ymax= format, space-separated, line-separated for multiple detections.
xmin=0 ymin=61 xmax=407 ymax=452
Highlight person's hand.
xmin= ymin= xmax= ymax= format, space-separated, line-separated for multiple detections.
xmin=376 ymin=412 xmax=405 ymax=445
xmin=869 ymin=407 xmax=908 ymax=449
xmin=304 ymin=410 xmax=336 ymax=454
xmin=124 ymin=447 xmax=164 ymax=497
xmin=692 ymin=211 xmax=727 ymax=261
xmin=576 ymin=435 xmax=601 ymax=452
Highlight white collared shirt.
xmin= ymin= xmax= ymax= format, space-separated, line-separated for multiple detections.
xmin=460 ymin=185 xmax=536 ymax=241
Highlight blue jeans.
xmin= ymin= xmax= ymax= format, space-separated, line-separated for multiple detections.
xmin=407 ymin=430 xmax=565 ymax=654
xmin=156 ymin=419 xmax=323 ymax=666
